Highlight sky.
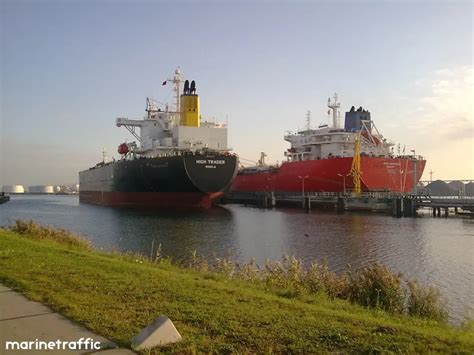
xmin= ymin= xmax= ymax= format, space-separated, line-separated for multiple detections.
xmin=1 ymin=0 xmax=472 ymax=185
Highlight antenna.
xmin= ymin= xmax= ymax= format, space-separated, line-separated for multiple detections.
xmin=258 ymin=152 xmax=267 ymax=166
xmin=146 ymin=97 xmax=159 ymax=119
xmin=327 ymin=93 xmax=341 ymax=128
xmin=102 ymin=147 xmax=108 ymax=163
xmin=429 ymin=169 xmax=434 ymax=183
xmin=306 ymin=110 xmax=311 ymax=130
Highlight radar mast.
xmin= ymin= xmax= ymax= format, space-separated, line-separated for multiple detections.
xmin=327 ymin=93 xmax=341 ymax=128
xmin=164 ymin=67 xmax=183 ymax=114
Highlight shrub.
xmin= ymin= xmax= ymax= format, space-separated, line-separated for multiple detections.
xmin=302 ymin=261 xmax=347 ymax=298
xmin=344 ymin=264 xmax=405 ymax=314
xmin=235 ymin=259 xmax=260 ymax=281
xmin=407 ymin=281 xmax=447 ymax=321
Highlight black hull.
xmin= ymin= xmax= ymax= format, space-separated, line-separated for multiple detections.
xmin=79 ymin=153 xmax=238 ymax=208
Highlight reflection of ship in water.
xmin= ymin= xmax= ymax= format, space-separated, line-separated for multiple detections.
xmin=105 ymin=206 xmax=237 ymax=259
xmin=79 ymin=68 xmax=238 ymax=209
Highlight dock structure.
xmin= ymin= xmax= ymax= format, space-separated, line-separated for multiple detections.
xmin=411 ymin=194 xmax=474 ymax=217
xmin=224 ymin=191 xmax=474 ymax=218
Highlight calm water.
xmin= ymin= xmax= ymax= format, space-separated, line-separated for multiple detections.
xmin=1 ymin=195 xmax=473 ymax=323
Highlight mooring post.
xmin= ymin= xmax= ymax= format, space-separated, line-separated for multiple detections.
xmin=336 ymin=197 xmax=345 ymax=213
xmin=403 ymin=198 xmax=414 ymax=217
xmin=393 ymin=197 xmax=402 ymax=217
xmin=270 ymin=191 xmax=276 ymax=207
xmin=454 ymin=207 xmax=458 ymax=214
xmin=305 ymin=196 xmax=311 ymax=212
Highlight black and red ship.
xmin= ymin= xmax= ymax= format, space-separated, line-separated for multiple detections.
xmin=79 ymin=68 xmax=238 ymax=208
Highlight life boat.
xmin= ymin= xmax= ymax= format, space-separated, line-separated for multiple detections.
xmin=118 ymin=143 xmax=129 ymax=155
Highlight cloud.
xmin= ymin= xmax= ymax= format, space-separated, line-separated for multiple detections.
xmin=413 ymin=66 xmax=473 ymax=141
xmin=383 ymin=66 xmax=473 ymax=179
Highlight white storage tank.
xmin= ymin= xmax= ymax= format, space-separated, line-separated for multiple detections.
xmin=28 ymin=185 xmax=54 ymax=194
xmin=2 ymin=185 xmax=25 ymax=194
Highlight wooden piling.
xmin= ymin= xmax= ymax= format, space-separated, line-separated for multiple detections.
xmin=336 ymin=197 xmax=345 ymax=213
xmin=393 ymin=198 xmax=402 ymax=218
xmin=403 ymin=198 xmax=415 ymax=217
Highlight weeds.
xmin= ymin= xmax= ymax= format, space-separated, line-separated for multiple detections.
xmin=9 ymin=220 xmax=91 ymax=250
xmin=407 ymin=281 xmax=448 ymax=321
xmin=179 ymin=250 xmax=447 ymax=321
xmin=344 ymin=264 xmax=405 ymax=313
xmin=186 ymin=253 xmax=447 ymax=321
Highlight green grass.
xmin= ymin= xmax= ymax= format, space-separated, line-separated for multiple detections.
xmin=0 ymin=229 xmax=473 ymax=354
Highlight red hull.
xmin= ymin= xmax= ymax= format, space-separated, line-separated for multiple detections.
xmin=79 ymin=191 xmax=224 ymax=209
xmin=231 ymin=157 xmax=426 ymax=194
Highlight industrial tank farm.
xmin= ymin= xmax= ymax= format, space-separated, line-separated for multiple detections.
xmin=28 ymin=185 xmax=55 ymax=194
xmin=1 ymin=185 xmax=25 ymax=194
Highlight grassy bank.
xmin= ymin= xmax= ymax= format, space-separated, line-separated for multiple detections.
xmin=0 ymin=224 xmax=473 ymax=353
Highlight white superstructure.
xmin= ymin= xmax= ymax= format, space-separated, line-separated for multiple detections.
xmin=115 ymin=68 xmax=229 ymax=158
xmin=284 ymin=94 xmax=395 ymax=162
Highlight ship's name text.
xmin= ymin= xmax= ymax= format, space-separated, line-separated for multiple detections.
xmin=196 ymin=160 xmax=226 ymax=165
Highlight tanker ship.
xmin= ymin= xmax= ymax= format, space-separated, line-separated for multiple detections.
xmin=79 ymin=68 xmax=238 ymax=208
xmin=231 ymin=94 xmax=425 ymax=195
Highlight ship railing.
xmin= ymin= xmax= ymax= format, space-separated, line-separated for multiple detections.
xmin=420 ymin=195 xmax=474 ymax=200
xmin=395 ymin=154 xmax=425 ymax=161
xmin=274 ymin=191 xmax=399 ymax=199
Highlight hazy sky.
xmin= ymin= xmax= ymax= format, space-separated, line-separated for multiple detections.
xmin=1 ymin=0 xmax=472 ymax=185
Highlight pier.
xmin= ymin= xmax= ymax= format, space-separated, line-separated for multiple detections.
xmin=224 ymin=191 xmax=474 ymax=217
xmin=411 ymin=195 xmax=474 ymax=216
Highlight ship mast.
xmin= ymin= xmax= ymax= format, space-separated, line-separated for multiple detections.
xmin=165 ymin=67 xmax=183 ymax=113
xmin=306 ymin=110 xmax=311 ymax=130
xmin=327 ymin=93 xmax=341 ymax=128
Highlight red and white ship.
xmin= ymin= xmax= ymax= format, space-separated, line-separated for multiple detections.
xmin=231 ymin=94 xmax=425 ymax=195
